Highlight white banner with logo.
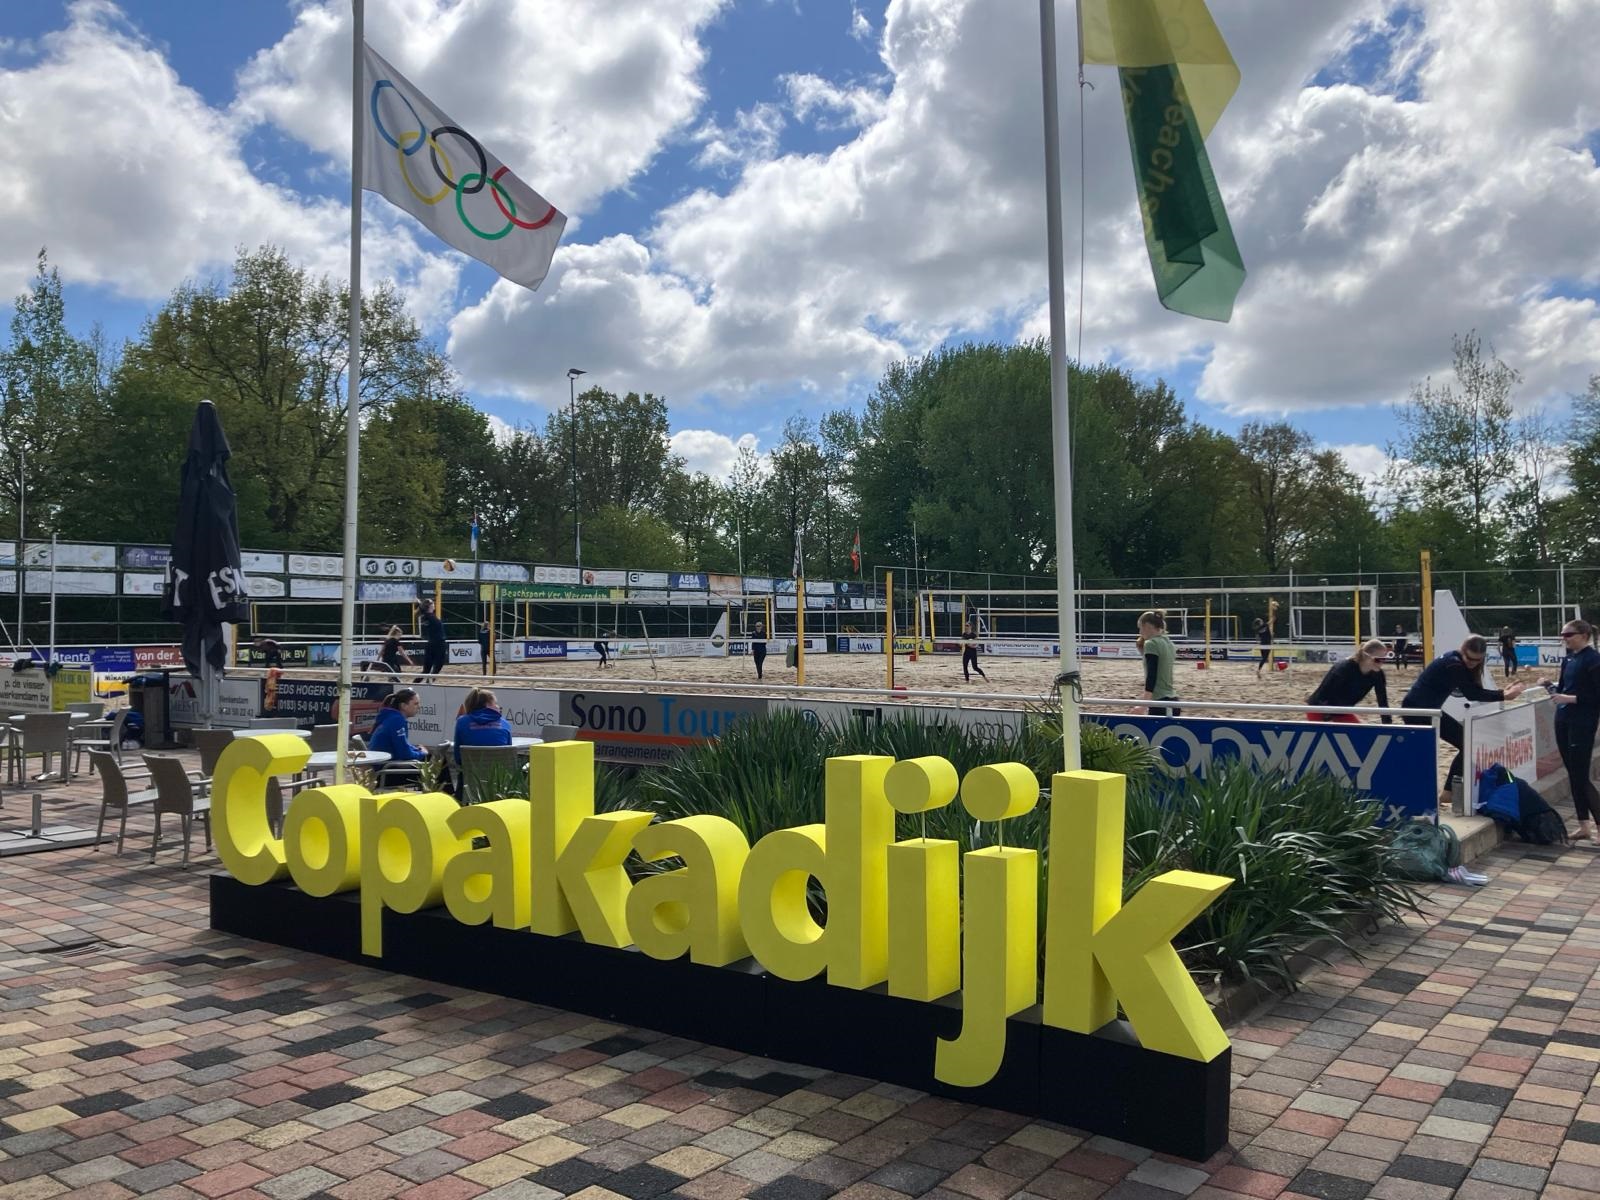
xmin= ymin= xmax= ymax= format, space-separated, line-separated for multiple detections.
xmin=26 ymin=570 xmax=116 ymax=595
xmin=288 ymin=553 xmax=342 ymax=576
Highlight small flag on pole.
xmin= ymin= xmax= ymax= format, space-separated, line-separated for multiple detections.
xmin=470 ymin=513 xmax=480 ymax=554
xmin=1079 ymin=0 xmax=1245 ymax=321
xmin=849 ymin=529 xmax=861 ymax=576
xmin=362 ymin=43 xmax=566 ymax=292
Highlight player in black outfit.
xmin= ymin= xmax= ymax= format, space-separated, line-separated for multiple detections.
xmin=1498 ymin=627 xmax=1518 ymax=676
xmin=961 ymin=619 xmax=987 ymax=682
xmin=1552 ymin=620 xmax=1600 ymax=842
xmin=1391 ymin=624 xmax=1409 ymax=672
xmin=1254 ymin=618 xmax=1272 ymax=677
xmin=1305 ymin=639 xmax=1392 ymax=723
xmin=1402 ymin=635 xmax=1526 ymax=805
xmin=750 ymin=622 xmax=768 ymax=680
xmin=416 ymin=599 xmax=449 ymax=681
xmin=593 ymin=632 xmax=611 ymax=669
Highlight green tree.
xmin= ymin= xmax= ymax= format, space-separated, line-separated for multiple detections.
xmin=1236 ymin=420 xmax=1314 ymax=572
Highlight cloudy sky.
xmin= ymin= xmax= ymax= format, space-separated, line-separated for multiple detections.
xmin=3 ymin=0 xmax=1598 ymax=485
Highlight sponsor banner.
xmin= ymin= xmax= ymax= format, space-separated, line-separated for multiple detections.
xmin=260 ymin=677 xmax=390 ymax=733
xmin=1086 ymin=713 xmax=1438 ymax=822
xmin=522 ymin=640 xmax=568 ymax=660
xmin=743 ymin=576 xmax=774 ymax=593
xmin=628 ymin=570 xmax=670 ymax=589
xmin=30 ymin=647 xmax=138 ymax=672
xmin=670 ymin=572 xmax=708 ymax=591
xmin=122 ymin=545 xmax=170 ymax=569
xmin=983 ymin=639 xmax=1057 ymax=658
xmin=836 ymin=580 xmax=864 ymax=596
xmin=0 ymin=540 xmax=13 ymax=565
xmin=448 ymin=641 xmax=482 ymax=664
xmin=1175 ymin=646 xmax=1230 ymax=662
xmin=669 ymin=590 xmax=709 ymax=604
xmin=247 ymin=576 xmax=287 ymax=598
xmin=629 ymin=588 xmax=670 ymax=605
xmin=562 ymin=690 xmax=768 ymax=765
xmin=236 ymin=644 xmax=312 ymax=668
xmin=360 ymin=556 xmax=420 ymax=578
xmin=581 ymin=569 xmax=627 ymax=587
xmin=478 ymin=561 xmax=527 ymax=582
xmin=773 ymin=697 xmax=1025 ymax=742
xmin=534 ymin=565 xmax=581 ymax=585
xmin=24 ymin=542 xmax=115 ymax=568
xmin=0 ymin=570 xmax=13 ymax=593
xmin=726 ymin=637 xmax=828 ymax=657
xmin=52 ymin=668 xmax=94 ymax=711
xmin=307 ymin=642 xmax=385 ymax=666
xmin=437 ymin=580 xmax=481 ymax=604
xmin=26 ymin=569 xmax=116 ymax=595
xmin=288 ymin=553 xmax=342 ymax=575
xmin=1466 ymin=696 xmax=1562 ymax=787
xmin=498 ymin=581 xmax=610 ymax=600
xmin=168 ymin=676 xmax=262 ymax=729
xmin=708 ymin=573 xmax=743 ymax=597
xmin=777 ymin=579 xmax=797 ymax=595
xmin=134 ymin=645 xmax=186 ymax=670
xmin=1514 ymin=644 xmax=1541 ymax=666
xmin=805 ymin=580 xmax=834 ymax=596
xmin=123 ymin=572 xmax=165 ymax=596
xmin=241 ymin=551 xmax=285 ymax=574
xmin=412 ymin=684 xmax=562 ymax=742
xmin=357 ymin=580 xmax=419 ymax=602
xmin=837 ymin=635 xmax=884 ymax=653
xmin=0 ymin=671 xmax=53 ymax=713
xmin=420 ymin=558 xmax=479 ymax=580
xmin=291 ymin=578 xmax=341 ymax=599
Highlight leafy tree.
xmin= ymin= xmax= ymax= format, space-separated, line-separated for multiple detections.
xmin=1236 ymin=421 xmax=1314 ymax=572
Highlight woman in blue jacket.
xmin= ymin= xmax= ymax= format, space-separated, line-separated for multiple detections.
xmin=1552 ymin=620 xmax=1600 ymax=843
xmin=368 ymin=689 xmax=429 ymax=762
xmin=454 ymin=688 xmax=513 ymax=764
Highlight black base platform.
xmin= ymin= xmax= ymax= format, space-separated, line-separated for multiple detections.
xmin=210 ymin=874 xmax=1229 ymax=1159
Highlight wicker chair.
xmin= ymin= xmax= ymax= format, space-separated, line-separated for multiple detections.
xmin=88 ymin=751 xmax=157 ymax=854
xmin=142 ymin=754 xmax=213 ymax=868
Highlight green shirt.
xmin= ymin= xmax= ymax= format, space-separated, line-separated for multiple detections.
xmin=1144 ymin=634 xmax=1177 ymax=700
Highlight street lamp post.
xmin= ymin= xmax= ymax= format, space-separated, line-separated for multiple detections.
xmin=567 ymin=368 xmax=586 ymax=570
xmin=14 ymin=445 xmax=23 ymax=649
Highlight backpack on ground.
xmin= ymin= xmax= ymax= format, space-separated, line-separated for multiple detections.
xmin=1389 ymin=819 xmax=1461 ymax=882
xmin=1475 ymin=762 xmax=1568 ymax=845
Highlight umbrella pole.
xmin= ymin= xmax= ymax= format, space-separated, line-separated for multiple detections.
xmin=334 ymin=0 xmax=366 ymax=784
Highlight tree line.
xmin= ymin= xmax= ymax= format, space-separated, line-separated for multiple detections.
xmin=2 ymin=246 xmax=1592 ymax=586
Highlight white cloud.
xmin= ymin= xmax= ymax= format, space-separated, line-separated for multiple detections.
xmin=484 ymin=413 xmax=524 ymax=446
xmin=233 ymin=0 xmax=728 ymax=217
xmin=1328 ymin=442 xmax=1390 ymax=486
xmin=669 ymin=429 xmax=760 ymax=479
xmin=691 ymin=102 xmax=787 ymax=172
xmin=850 ymin=2 xmax=873 ymax=44
xmin=783 ymin=73 xmax=888 ymax=130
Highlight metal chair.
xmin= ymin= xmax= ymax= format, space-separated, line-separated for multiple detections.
xmin=88 ymin=751 xmax=157 ymax=855
xmin=539 ymin=724 xmax=579 ymax=742
xmin=190 ymin=728 xmax=235 ymax=777
xmin=457 ymin=744 xmax=525 ymax=805
xmin=309 ymin=724 xmax=339 ymax=752
xmin=73 ymin=710 xmax=128 ymax=774
xmin=142 ymin=754 xmax=212 ymax=868
xmin=13 ymin=713 xmax=73 ymax=783
xmin=71 ymin=701 xmax=107 ymax=725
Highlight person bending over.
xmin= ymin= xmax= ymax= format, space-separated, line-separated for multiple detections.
xmin=1402 ymin=635 xmax=1525 ymax=807
xmin=368 ymin=689 xmax=430 ymax=763
xmin=593 ymin=631 xmax=611 ymax=669
xmin=1306 ymin=639 xmax=1392 ymax=723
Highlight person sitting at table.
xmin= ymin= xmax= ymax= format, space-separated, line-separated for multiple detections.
xmin=368 ymin=688 xmax=429 ymax=762
xmin=453 ymin=687 xmax=513 ymax=764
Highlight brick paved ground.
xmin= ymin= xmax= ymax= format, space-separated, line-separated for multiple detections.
xmin=2 ymin=760 xmax=1598 ymax=1199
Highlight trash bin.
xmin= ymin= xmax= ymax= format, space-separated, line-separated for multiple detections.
xmin=130 ymin=672 xmax=175 ymax=749
xmin=785 ymin=643 xmax=799 ymax=669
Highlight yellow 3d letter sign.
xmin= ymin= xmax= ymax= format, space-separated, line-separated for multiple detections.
xmin=213 ymin=737 xmax=1233 ymax=1089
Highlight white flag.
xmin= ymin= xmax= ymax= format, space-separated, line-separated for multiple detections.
xmin=361 ymin=43 xmax=566 ymax=292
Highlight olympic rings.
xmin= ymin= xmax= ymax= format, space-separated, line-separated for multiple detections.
xmin=491 ymin=165 xmax=560 ymax=230
xmin=369 ymin=74 xmax=557 ymax=241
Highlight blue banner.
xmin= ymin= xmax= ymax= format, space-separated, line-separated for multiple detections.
xmin=669 ymin=572 xmax=708 ymax=591
xmin=522 ymin=640 xmax=568 ymax=660
xmin=122 ymin=545 xmax=171 ymax=570
xmin=1085 ymin=713 xmax=1438 ymax=823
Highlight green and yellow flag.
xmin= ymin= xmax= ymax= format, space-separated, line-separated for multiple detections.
xmin=1080 ymin=0 xmax=1245 ymax=322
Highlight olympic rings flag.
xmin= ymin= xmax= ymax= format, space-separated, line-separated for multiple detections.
xmin=361 ymin=43 xmax=566 ymax=292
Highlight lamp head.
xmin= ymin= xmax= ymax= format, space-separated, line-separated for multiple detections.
xmin=567 ymin=368 xmax=587 ymax=379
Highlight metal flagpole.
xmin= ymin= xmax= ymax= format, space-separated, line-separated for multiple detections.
xmin=1039 ymin=0 xmax=1081 ymax=770
xmin=335 ymin=0 xmax=365 ymax=785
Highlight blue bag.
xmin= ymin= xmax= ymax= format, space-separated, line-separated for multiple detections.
xmin=1475 ymin=763 xmax=1521 ymax=826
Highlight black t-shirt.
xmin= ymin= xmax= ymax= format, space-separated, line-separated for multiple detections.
xmin=1257 ymin=627 xmax=1272 ymax=646
xmin=421 ymin=612 xmax=447 ymax=649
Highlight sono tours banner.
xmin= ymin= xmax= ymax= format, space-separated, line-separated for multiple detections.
xmin=562 ymin=690 xmax=769 ymax=765
xmin=1086 ymin=713 xmax=1437 ymax=822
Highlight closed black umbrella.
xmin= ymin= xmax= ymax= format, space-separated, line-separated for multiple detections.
xmin=162 ymin=401 xmax=249 ymax=677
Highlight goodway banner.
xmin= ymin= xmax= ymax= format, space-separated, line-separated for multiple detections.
xmin=1086 ymin=713 xmax=1438 ymax=823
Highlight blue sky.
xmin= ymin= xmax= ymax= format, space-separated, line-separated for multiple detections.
xmin=3 ymin=0 xmax=1598 ymax=484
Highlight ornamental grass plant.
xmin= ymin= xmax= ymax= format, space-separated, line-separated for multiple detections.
xmin=606 ymin=710 xmax=1423 ymax=988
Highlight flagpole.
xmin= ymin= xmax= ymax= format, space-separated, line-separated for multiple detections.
xmin=1039 ymin=0 xmax=1081 ymax=771
xmin=335 ymin=0 xmax=365 ymax=785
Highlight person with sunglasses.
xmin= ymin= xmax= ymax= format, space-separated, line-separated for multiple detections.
xmin=1402 ymin=635 xmax=1527 ymax=807
xmin=1551 ymin=620 xmax=1600 ymax=842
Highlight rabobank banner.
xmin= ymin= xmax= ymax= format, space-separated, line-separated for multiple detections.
xmin=1085 ymin=713 xmax=1438 ymax=822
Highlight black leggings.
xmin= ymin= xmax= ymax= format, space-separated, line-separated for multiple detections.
xmin=594 ymin=641 xmax=609 ymax=667
xmin=962 ymin=647 xmax=986 ymax=680
xmin=1404 ymin=710 xmax=1464 ymax=791
xmin=1258 ymin=648 xmax=1270 ymax=669
xmin=752 ymin=644 xmax=766 ymax=679
xmin=1558 ymin=714 xmax=1598 ymax=823
xmin=419 ymin=645 xmax=447 ymax=680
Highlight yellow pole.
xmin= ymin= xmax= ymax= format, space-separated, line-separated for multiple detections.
xmin=489 ymin=598 xmax=497 ymax=674
xmin=1204 ymin=598 xmax=1211 ymax=669
xmin=886 ymin=571 xmax=895 ymax=691
xmin=1421 ymin=550 xmax=1434 ymax=662
xmin=796 ymin=577 xmax=806 ymax=685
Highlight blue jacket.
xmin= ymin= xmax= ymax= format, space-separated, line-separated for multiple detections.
xmin=454 ymin=706 xmax=513 ymax=763
xmin=1402 ymin=649 xmax=1505 ymax=710
xmin=369 ymin=705 xmax=428 ymax=762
